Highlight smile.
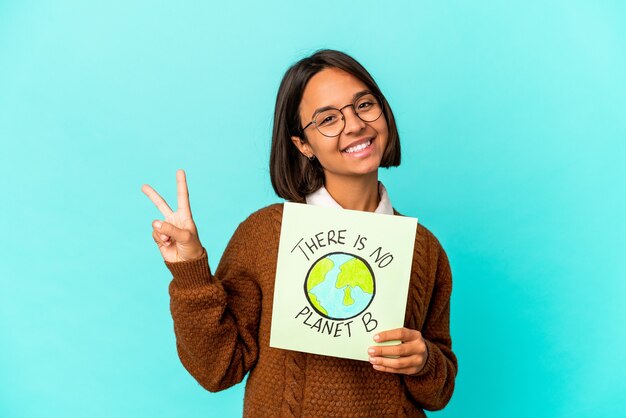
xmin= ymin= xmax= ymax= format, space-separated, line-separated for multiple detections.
xmin=342 ymin=138 xmax=373 ymax=154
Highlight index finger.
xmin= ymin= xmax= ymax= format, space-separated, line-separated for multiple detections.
xmin=374 ymin=328 xmax=419 ymax=343
xmin=142 ymin=183 xmax=174 ymax=217
xmin=176 ymin=169 xmax=192 ymax=216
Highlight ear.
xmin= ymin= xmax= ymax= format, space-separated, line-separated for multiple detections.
xmin=290 ymin=135 xmax=314 ymax=159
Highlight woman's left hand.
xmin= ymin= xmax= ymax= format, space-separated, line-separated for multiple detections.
xmin=367 ymin=327 xmax=429 ymax=375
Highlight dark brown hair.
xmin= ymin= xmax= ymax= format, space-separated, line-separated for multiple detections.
xmin=270 ymin=49 xmax=401 ymax=203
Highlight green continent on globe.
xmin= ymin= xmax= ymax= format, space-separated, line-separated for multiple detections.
xmin=307 ymin=257 xmax=334 ymax=315
xmin=336 ymin=258 xmax=374 ymax=294
xmin=308 ymin=292 xmax=328 ymax=315
xmin=342 ymin=287 xmax=355 ymax=306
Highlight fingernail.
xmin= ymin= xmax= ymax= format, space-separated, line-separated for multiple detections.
xmin=368 ymin=357 xmax=376 ymax=364
xmin=372 ymin=365 xmax=382 ymax=370
xmin=368 ymin=348 xmax=375 ymax=354
xmin=154 ymin=221 xmax=162 ymax=229
xmin=373 ymin=334 xmax=380 ymax=341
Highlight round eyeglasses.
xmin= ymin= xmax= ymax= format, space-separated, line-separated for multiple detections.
xmin=300 ymin=93 xmax=383 ymax=137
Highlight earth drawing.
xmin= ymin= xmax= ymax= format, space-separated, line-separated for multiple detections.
xmin=304 ymin=252 xmax=375 ymax=320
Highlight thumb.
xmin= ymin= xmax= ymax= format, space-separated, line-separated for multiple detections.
xmin=154 ymin=220 xmax=192 ymax=243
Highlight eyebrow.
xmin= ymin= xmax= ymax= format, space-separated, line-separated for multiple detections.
xmin=311 ymin=89 xmax=372 ymax=119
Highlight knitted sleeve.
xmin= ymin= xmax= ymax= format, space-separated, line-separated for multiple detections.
xmin=402 ymin=236 xmax=458 ymax=411
xmin=165 ymin=217 xmax=262 ymax=393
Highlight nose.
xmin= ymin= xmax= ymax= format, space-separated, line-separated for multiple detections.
xmin=342 ymin=105 xmax=367 ymax=135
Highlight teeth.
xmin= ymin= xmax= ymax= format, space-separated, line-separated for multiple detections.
xmin=344 ymin=139 xmax=372 ymax=153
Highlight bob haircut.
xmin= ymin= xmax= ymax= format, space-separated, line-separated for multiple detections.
xmin=270 ymin=49 xmax=401 ymax=203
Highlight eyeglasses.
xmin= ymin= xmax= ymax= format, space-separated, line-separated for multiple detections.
xmin=300 ymin=93 xmax=383 ymax=137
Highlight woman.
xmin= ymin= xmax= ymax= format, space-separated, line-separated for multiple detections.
xmin=142 ymin=49 xmax=457 ymax=417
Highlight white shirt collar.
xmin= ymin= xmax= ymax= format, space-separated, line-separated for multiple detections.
xmin=305 ymin=181 xmax=394 ymax=215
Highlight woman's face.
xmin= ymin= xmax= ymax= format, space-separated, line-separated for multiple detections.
xmin=291 ymin=67 xmax=389 ymax=182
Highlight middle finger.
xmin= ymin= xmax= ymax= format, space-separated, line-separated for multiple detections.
xmin=142 ymin=184 xmax=174 ymax=217
xmin=370 ymin=343 xmax=413 ymax=358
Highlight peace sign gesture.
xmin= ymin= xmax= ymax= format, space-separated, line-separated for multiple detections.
xmin=142 ymin=169 xmax=204 ymax=263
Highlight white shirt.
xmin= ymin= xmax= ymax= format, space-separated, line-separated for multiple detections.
xmin=304 ymin=181 xmax=394 ymax=215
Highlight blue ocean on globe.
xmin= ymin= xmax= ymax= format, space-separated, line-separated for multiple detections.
xmin=308 ymin=253 xmax=374 ymax=320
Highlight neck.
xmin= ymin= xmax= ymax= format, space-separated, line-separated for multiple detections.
xmin=323 ymin=171 xmax=380 ymax=212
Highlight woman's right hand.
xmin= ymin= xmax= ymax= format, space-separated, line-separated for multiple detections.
xmin=142 ymin=169 xmax=205 ymax=263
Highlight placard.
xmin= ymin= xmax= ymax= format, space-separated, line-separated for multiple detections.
xmin=270 ymin=202 xmax=418 ymax=361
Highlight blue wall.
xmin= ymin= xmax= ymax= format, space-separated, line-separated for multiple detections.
xmin=1 ymin=1 xmax=624 ymax=417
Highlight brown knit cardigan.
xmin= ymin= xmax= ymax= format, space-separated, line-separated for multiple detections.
xmin=165 ymin=203 xmax=457 ymax=417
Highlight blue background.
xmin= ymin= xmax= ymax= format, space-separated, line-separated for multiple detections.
xmin=1 ymin=1 xmax=624 ymax=417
